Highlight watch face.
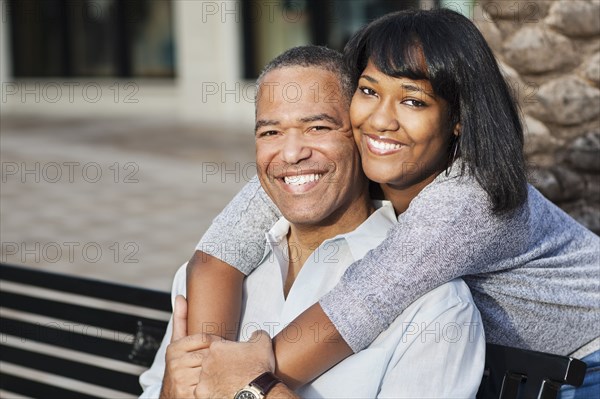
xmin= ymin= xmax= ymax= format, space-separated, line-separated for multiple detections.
xmin=234 ymin=389 xmax=259 ymax=399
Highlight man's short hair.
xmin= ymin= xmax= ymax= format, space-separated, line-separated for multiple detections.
xmin=256 ymin=45 xmax=354 ymax=105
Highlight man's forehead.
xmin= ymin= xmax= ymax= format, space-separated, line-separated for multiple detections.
xmin=260 ymin=65 xmax=337 ymax=79
xmin=257 ymin=68 xmax=347 ymax=111
xmin=255 ymin=112 xmax=343 ymax=131
xmin=258 ymin=67 xmax=342 ymax=94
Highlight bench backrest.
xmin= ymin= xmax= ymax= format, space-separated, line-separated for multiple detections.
xmin=477 ymin=343 xmax=587 ymax=398
xmin=0 ymin=263 xmax=587 ymax=398
xmin=0 ymin=263 xmax=171 ymax=398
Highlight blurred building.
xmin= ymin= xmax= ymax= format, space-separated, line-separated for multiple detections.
xmin=1 ymin=1 xmax=597 ymax=235
xmin=1 ymin=0 xmax=461 ymax=131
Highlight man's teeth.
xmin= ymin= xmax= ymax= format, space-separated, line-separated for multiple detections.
xmin=368 ymin=136 xmax=402 ymax=150
xmin=283 ymin=174 xmax=323 ymax=186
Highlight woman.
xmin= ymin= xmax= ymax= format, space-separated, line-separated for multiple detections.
xmin=187 ymin=8 xmax=599 ymax=396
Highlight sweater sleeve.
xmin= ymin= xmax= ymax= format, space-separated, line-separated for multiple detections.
xmin=196 ymin=175 xmax=281 ymax=275
xmin=319 ymin=174 xmax=528 ymax=353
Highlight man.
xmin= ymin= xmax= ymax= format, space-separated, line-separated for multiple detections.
xmin=140 ymin=46 xmax=484 ymax=398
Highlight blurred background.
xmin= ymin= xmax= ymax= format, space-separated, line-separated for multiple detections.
xmin=1 ymin=0 xmax=598 ymax=291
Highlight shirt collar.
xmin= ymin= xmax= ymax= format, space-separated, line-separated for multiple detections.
xmin=258 ymin=200 xmax=396 ymax=265
xmin=257 ymin=217 xmax=291 ymax=266
xmin=329 ymin=200 xmax=396 ymax=261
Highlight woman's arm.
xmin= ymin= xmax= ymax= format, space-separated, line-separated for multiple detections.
xmin=186 ymin=175 xmax=281 ymax=336
xmin=269 ymin=176 xmax=523 ymax=386
xmin=186 ymin=251 xmax=244 ymax=339
xmin=188 ymin=174 xmax=518 ymax=387
xmin=272 ymin=303 xmax=353 ymax=389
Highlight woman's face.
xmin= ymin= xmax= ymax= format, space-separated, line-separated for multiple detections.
xmin=350 ymin=60 xmax=458 ymax=190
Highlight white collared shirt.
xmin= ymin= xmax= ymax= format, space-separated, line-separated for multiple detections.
xmin=140 ymin=201 xmax=485 ymax=398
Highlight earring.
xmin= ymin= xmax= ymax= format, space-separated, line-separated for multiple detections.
xmin=445 ymin=137 xmax=460 ymax=177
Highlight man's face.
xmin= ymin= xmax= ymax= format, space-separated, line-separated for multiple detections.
xmin=255 ymin=66 xmax=365 ymax=227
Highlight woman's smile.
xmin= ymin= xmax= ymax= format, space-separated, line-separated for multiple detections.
xmin=363 ymin=133 xmax=406 ymax=155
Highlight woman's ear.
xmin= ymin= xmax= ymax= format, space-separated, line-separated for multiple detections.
xmin=453 ymin=122 xmax=461 ymax=137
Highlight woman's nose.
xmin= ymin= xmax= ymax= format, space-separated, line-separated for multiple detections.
xmin=369 ymin=101 xmax=400 ymax=132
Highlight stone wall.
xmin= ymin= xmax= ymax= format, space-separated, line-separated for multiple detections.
xmin=474 ymin=0 xmax=600 ymax=234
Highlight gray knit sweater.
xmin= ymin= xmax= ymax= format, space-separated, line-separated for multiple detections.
xmin=198 ymin=169 xmax=599 ymax=356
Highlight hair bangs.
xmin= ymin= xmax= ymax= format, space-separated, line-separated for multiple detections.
xmin=345 ymin=14 xmax=433 ymax=92
xmin=370 ymin=32 xmax=430 ymax=82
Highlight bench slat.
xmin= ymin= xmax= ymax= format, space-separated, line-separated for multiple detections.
xmin=0 ymin=372 xmax=103 ymax=399
xmin=1 ymin=344 xmax=143 ymax=395
xmin=0 ymin=263 xmax=171 ymax=398
xmin=477 ymin=343 xmax=588 ymax=398
xmin=1 ymin=317 xmax=137 ymax=364
xmin=0 ymin=263 xmax=171 ymax=311
xmin=1 ymin=290 xmax=168 ymax=334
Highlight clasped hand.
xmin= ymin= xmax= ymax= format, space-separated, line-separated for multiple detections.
xmin=160 ymin=295 xmax=275 ymax=399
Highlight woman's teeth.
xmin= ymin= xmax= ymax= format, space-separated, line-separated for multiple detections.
xmin=284 ymin=173 xmax=322 ymax=186
xmin=367 ymin=136 xmax=402 ymax=150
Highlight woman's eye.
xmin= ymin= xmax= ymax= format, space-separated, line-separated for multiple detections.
xmin=359 ymin=86 xmax=376 ymax=96
xmin=403 ymin=99 xmax=426 ymax=107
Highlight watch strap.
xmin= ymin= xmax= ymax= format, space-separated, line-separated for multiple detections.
xmin=250 ymin=371 xmax=281 ymax=396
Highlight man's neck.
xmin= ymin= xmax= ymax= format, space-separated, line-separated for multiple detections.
xmin=283 ymin=193 xmax=373 ymax=298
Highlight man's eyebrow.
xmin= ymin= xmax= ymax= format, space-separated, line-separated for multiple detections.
xmin=298 ymin=113 xmax=341 ymax=125
xmin=359 ymin=74 xmax=435 ymax=99
xmin=255 ymin=119 xmax=279 ymax=132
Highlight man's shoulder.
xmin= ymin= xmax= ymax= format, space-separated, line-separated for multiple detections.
xmin=402 ymin=278 xmax=475 ymax=316
xmin=384 ymin=279 xmax=477 ymax=338
xmin=424 ymin=278 xmax=474 ymax=306
xmin=368 ymin=278 xmax=481 ymax=350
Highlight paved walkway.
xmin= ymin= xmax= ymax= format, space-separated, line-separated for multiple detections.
xmin=1 ymin=117 xmax=256 ymax=290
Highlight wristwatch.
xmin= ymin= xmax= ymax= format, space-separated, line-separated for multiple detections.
xmin=233 ymin=371 xmax=281 ymax=399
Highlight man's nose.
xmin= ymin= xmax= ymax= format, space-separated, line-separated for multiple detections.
xmin=369 ymin=101 xmax=400 ymax=132
xmin=280 ymin=132 xmax=312 ymax=165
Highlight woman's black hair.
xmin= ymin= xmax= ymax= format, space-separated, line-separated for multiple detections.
xmin=344 ymin=8 xmax=528 ymax=213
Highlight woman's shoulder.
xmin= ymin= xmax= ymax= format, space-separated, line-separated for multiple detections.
xmin=407 ymin=169 xmax=490 ymax=219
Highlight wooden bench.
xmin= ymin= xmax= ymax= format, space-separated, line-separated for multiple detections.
xmin=0 ymin=263 xmax=170 ymax=398
xmin=477 ymin=343 xmax=587 ymax=398
xmin=0 ymin=263 xmax=587 ymax=398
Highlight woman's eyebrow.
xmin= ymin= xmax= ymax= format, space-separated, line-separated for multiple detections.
xmin=360 ymin=75 xmax=435 ymax=99
xmin=400 ymin=83 xmax=435 ymax=99
xmin=359 ymin=74 xmax=378 ymax=84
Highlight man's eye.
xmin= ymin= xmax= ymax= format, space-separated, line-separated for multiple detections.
xmin=359 ymin=86 xmax=376 ymax=96
xmin=310 ymin=126 xmax=331 ymax=132
xmin=258 ymin=130 xmax=278 ymax=137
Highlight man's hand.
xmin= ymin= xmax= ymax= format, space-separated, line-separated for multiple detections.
xmin=160 ymin=295 xmax=216 ymax=399
xmin=194 ymin=330 xmax=277 ymax=399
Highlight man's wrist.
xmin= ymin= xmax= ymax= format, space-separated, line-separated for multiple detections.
xmin=233 ymin=371 xmax=281 ymax=399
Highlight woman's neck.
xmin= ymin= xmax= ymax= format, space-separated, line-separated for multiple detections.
xmin=381 ymin=172 xmax=440 ymax=215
